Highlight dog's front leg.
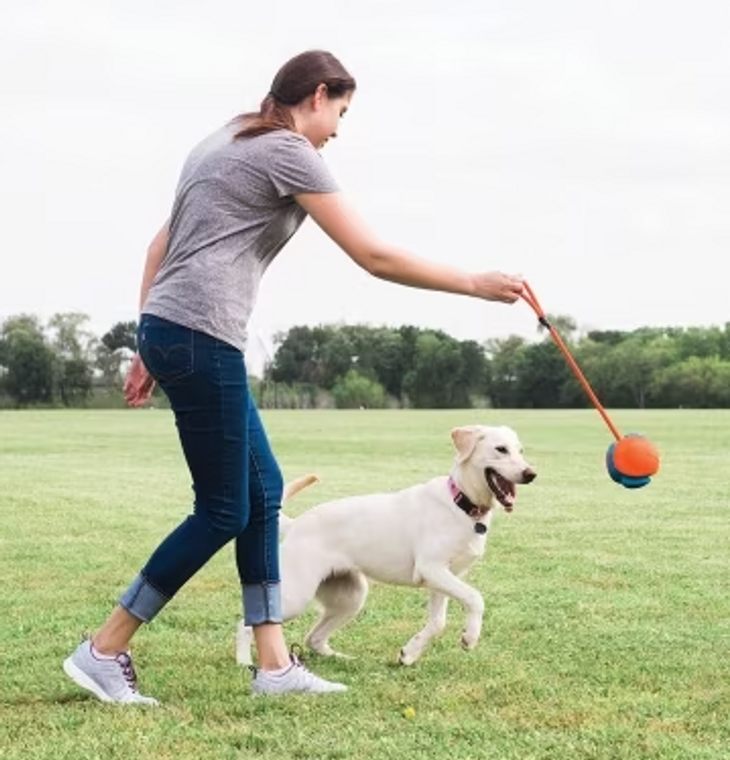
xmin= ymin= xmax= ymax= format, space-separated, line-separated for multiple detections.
xmin=399 ymin=591 xmax=449 ymax=665
xmin=415 ymin=564 xmax=484 ymax=654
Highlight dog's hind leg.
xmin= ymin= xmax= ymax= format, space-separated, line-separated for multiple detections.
xmin=399 ymin=591 xmax=449 ymax=666
xmin=305 ymin=572 xmax=369 ymax=658
xmin=279 ymin=558 xmax=326 ymax=625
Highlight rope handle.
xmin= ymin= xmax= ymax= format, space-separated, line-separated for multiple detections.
xmin=519 ymin=281 xmax=622 ymax=442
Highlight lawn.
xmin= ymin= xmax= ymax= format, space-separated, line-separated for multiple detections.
xmin=0 ymin=408 xmax=728 ymax=759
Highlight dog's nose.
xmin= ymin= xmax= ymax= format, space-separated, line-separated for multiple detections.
xmin=522 ymin=468 xmax=537 ymax=484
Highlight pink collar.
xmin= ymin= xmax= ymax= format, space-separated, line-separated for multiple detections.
xmin=448 ymin=476 xmax=489 ymax=520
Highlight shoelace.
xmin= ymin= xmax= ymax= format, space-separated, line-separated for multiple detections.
xmin=249 ymin=644 xmax=307 ymax=679
xmin=116 ymin=652 xmax=139 ymax=692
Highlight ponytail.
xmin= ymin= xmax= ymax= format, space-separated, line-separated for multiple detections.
xmin=232 ymin=93 xmax=296 ymax=139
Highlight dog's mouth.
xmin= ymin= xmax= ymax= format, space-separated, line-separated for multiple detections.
xmin=485 ymin=468 xmax=516 ymax=512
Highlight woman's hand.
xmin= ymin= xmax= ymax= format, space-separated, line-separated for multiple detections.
xmin=124 ymin=353 xmax=156 ymax=407
xmin=470 ymin=271 xmax=524 ymax=303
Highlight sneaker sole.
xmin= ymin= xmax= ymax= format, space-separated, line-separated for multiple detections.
xmin=251 ymin=682 xmax=348 ymax=696
xmin=252 ymin=689 xmax=348 ymax=696
xmin=63 ymin=657 xmax=116 ymax=703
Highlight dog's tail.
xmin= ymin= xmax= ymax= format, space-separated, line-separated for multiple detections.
xmin=280 ymin=473 xmax=319 ymax=539
xmin=283 ymin=473 xmax=319 ymax=502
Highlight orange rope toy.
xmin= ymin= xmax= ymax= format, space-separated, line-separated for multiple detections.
xmin=519 ymin=282 xmax=660 ymax=488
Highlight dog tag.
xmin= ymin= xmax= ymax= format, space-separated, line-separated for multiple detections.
xmin=474 ymin=523 xmax=487 ymax=534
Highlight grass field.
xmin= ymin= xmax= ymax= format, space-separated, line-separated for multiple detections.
xmin=0 ymin=408 xmax=728 ymax=759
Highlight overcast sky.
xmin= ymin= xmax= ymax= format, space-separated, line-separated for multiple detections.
xmin=2 ymin=0 xmax=729 ymax=371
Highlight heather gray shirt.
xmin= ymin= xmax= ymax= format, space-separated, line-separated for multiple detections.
xmin=142 ymin=126 xmax=339 ymax=352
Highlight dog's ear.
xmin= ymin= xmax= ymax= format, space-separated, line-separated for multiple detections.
xmin=451 ymin=426 xmax=483 ymax=463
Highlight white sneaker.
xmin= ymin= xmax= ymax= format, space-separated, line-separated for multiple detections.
xmin=63 ymin=639 xmax=159 ymax=706
xmin=251 ymin=654 xmax=347 ymax=695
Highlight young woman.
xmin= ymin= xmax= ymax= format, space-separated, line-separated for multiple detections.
xmin=63 ymin=50 xmax=524 ymax=704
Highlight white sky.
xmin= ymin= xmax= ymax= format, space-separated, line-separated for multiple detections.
xmin=2 ymin=0 xmax=729 ymax=371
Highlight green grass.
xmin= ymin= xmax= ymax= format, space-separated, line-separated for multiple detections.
xmin=0 ymin=408 xmax=728 ymax=759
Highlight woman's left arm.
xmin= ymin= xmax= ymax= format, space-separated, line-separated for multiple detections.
xmin=124 ymin=220 xmax=170 ymax=408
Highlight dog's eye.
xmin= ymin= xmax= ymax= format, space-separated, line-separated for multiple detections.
xmin=496 ymin=446 xmax=508 ymax=454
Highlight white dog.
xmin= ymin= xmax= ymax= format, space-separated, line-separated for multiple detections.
xmin=237 ymin=424 xmax=536 ymax=666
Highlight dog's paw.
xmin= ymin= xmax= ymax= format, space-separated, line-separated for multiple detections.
xmin=399 ymin=648 xmax=419 ymax=666
xmin=460 ymin=629 xmax=481 ymax=650
xmin=307 ymin=641 xmax=354 ymax=659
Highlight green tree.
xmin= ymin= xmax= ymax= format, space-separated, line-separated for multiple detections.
xmin=96 ymin=321 xmax=138 ymax=393
xmin=367 ymin=329 xmax=407 ymax=399
xmin=331 ymin=370 xmax=386 ymax=409
xmin=484 ymin=335 xmax=527 ymax=408
xmin=102 ymin=321 xmax=138 ymax=352
xmin=558 ymin=338 xmax=614 ymax=408
xmin=47 ymin=313 xmax=96 ymax=360
xmin=607 ymin=335 xmax=676 ymax=408
xmin=0 ymin=315 xmax=55 ymax=405
xmin=318 ymin=327 xmax=357 ymax=389
xmin=585 ymin=329 xmax=627 ymax=346
xmin=269 ymin=326 xmax=320 ymax=385
xmin=457 ymin=340 xmax=489 ymax=406
xmin=653 ymin=356 xmax=730 ymax=408
xmin=402 ymin=332 xmax=468 ymax=408
xmin=47 ymin=313 xmax=97 ymax=406
xmin=94 ymin=344 xmax=127 ymax=391
xmin=516 ymin=340 xmax=572 ymax=408
xmin=57 ymin=357 xmax=93 ymax=406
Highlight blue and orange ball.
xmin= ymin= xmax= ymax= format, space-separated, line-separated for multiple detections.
xmin=606 ymin=433 xmax=660 ymax=489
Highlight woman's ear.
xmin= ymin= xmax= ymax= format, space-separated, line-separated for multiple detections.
xmin=312 ymin=83 xmax=328 ymax=109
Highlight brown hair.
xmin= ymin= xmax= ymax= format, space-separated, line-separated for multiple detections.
xmin=233 ymin=50 xmax=356 ymax=139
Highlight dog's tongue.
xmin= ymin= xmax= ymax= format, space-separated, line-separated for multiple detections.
xmin=496 ymin=473 xmax=516 ymax=512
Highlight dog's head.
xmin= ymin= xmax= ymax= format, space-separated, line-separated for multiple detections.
xmin=450 ymin=425 xmax=536 ymax=512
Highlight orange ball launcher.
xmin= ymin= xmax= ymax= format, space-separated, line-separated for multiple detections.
xmin=519 ymin=282 xmax=660 ymax=488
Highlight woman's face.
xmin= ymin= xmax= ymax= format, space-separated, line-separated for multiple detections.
xmin=301 ymin=86 xmax=354 ymax=149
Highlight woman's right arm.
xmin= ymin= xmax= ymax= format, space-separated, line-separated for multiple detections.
xmin=295 ymin=192 xmax=523 ymax=303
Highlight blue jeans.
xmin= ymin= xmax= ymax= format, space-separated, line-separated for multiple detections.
xmin=119 ymin=314 xmax=284 ymax=626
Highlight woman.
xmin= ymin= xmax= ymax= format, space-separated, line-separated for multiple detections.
xmin=63 ymin=50 xmax=524 ymax=704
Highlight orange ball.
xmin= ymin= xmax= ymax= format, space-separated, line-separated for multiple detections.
xmin=612 ymin=435 xmax=660 ymax=478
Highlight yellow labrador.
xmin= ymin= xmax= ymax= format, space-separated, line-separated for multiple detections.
xmin=237 ymin=425 xmax=536 ymax=666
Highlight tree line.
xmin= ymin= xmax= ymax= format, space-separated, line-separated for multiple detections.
xmin=1 ymin=312 xmax=729 ymax=409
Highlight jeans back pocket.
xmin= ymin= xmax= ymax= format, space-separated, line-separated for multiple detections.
xmin=138 ymin=316 xmax=194 ymax=384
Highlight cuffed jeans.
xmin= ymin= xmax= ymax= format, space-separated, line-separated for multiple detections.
xmin=119 ymin=314 xmax=284 ymax=626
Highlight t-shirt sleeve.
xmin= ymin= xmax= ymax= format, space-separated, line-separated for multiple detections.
xmin=267 ymin=133 xmax=339 ymax=198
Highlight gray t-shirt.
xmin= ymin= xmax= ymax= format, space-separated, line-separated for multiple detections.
xmin=142 ymin=126 xmax=339 ymax=352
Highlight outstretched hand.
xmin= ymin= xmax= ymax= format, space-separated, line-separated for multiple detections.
xmin=472 ymin=271 xmax=524 ymax=303
xmin=124 ymin=353 xmax=156 ymax=407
